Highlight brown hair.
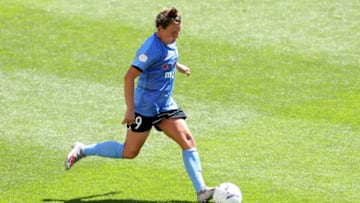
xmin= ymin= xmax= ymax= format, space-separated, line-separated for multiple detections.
xmin=155 ymin=7 xmax=181 ymax=29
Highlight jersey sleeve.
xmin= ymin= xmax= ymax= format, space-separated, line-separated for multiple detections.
xmin=132 ymin=38 xmax=159 ymax=72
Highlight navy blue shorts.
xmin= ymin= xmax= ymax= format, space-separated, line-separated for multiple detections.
xmin=127 ymin=108 xmax=187 ymax=132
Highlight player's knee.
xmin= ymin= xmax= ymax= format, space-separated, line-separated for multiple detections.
xmin=123 ymin=150 xmax=140 ymax=159
xmin=186 ymin=133 xmax=196 ymax=143
xmin=180 ymin=133 xmax=196 ymax=149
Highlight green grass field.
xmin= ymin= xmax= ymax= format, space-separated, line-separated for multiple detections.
xmin=1 ymin=0 xmax=359 ymax=202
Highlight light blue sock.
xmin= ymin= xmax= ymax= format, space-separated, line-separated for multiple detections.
xmin=182 ymin=148 xmax=206 ymax=193
xmin=83 ymin=140 xmax=123 ymax=158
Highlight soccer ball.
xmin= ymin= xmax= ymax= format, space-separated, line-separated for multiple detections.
xmin=213 ymin=182 xmax=242 ymax=203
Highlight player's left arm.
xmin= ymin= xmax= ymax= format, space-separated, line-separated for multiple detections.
xmin=176 ymin=62 xmax=190 ymax=76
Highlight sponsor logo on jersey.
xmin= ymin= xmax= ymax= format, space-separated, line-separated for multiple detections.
xmin=163 ymin=63 xmax=168 ymax=70
xmin=165 ymin=70 xmax=175 ymax=79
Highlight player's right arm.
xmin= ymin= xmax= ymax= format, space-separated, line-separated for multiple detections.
xmin=122 ymin=66 xmax=142 ymax=125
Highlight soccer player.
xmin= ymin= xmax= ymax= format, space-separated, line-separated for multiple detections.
xmin=65 ymin=7 xmax=214 ymax=202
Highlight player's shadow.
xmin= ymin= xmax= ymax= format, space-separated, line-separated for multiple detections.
xmin=42 ymin=191 xmax=196 ymax=203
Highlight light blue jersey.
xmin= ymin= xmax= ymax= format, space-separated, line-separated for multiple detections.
xmin=132 ymin=33 xmax=179 ymax=116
